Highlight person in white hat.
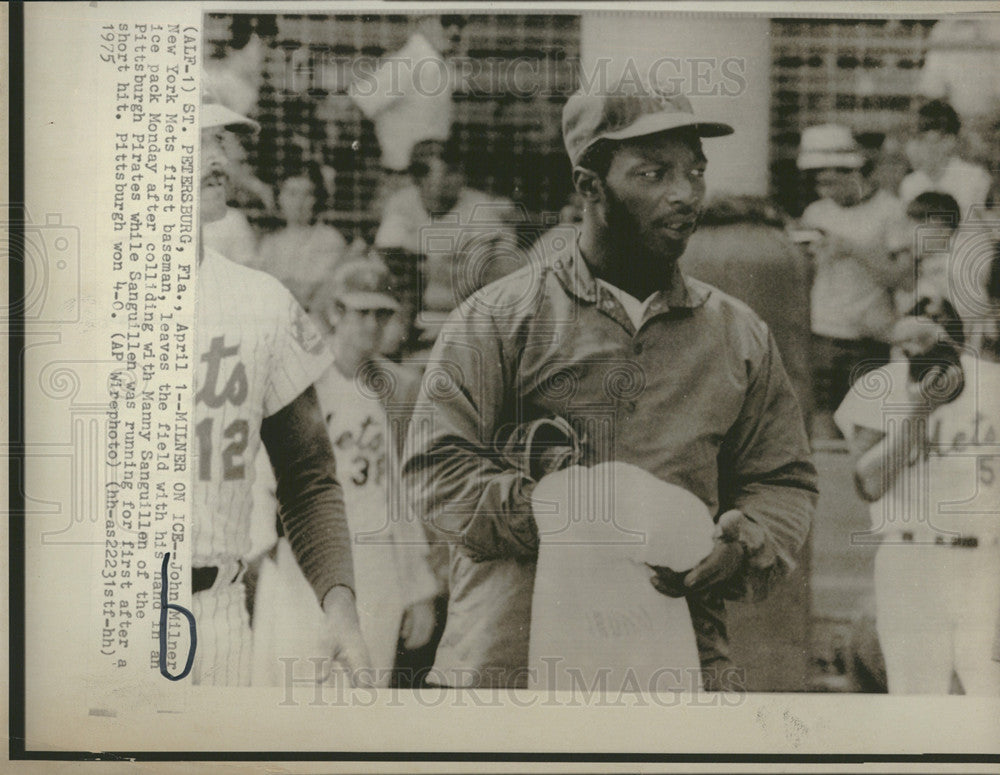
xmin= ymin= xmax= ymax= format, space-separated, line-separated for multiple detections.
xmin=193 ymin=85 xmax=371 ymax=686
xmin=401 ymin=78 xmax=818 ymax=690
xmin=797 ymin=124 xmax=912 ymax=439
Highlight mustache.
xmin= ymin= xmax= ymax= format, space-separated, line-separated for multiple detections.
xmin=201 ymin=168 xmax=228 ymax=186
xmin=654 ymin=211 xmax=700 ymax=228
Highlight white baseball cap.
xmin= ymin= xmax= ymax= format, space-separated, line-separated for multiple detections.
xmin=202 ymin=75 xmax=260 ymax=133
xmin=797 ymin=124 xmax=864 ymax=170
xmin=327 ymin=259 xmax=402 ymax=312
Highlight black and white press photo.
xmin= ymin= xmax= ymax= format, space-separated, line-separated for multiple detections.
xmin=11 ymin=1 xmax=1000 ymax=766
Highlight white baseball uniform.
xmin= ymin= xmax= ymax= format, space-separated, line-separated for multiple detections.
xmin=192 ymin=247 xmax=332 ymax=686
xmin=251 ymin=357 xmax=438 ymax=687
xmin=836 ymin=354 xmax=1000 ymax=694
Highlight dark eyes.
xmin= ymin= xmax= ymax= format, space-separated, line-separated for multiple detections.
xmin=637 ymin=167 xmax=705 ymax=181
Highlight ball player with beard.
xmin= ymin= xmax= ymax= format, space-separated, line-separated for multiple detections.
xmin=400 ymin=79 xmax=818 ymax=690
xmin=192 ymin=88 xmax=370 ymax=686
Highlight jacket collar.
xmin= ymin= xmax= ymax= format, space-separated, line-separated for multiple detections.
xmin=549 ymin=239 xmax=711 ymax=312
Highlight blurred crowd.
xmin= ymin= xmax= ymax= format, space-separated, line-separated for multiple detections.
xmin=203 ymin=13 xmax=1000 ymax=693
xmin=205 ymin=17 xmax=1000 ymax=419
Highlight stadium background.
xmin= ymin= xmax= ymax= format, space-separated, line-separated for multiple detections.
xmin=203 ymin=12 xmax=978 ymax=692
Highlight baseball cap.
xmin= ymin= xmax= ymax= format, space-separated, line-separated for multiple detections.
xmin=796 ymin=124 xmax=864 ymax=170
xmin=562 ymin=79 xmax=734 ymax=167
xmin=327 ymin=259 xmax=401 ymax=312
xmin=201 ymin=75 xmax=260 ymax=134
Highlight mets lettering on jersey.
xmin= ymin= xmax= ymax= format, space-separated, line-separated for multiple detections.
xmin=923 ymin=355 xmax=1000 ymax=540
xmin=314 ymin=364 xmax=433 ymax=683
xmin=249 ymin=361 xmax=438 ymax=687
xmin=193 ymin=248 xmax=330 ymax=566
xmin=838 ymin=353 xmax=1000 ymax=695
xmin=190 ymin=248 xmax=331 ymax=686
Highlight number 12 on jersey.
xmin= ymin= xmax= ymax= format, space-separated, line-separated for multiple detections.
xmin=195 ymin=417 xmax=249 ymax=481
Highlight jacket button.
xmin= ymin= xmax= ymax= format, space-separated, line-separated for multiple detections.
xmin=624 ymin=400 xmax=637 ymax=413
xmin=633 ymin=341 xmax=643 ymax=355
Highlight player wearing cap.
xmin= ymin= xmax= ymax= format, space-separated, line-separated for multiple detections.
xmin=247 ymin=259 xmax=441 ymax=687
xmin=400 ymin=80 xmax=818 ymax=690
xmin=194 ymin=90 xmax=370 ymax=685
xmin=312 ymin=260 xmax=439 ymax=685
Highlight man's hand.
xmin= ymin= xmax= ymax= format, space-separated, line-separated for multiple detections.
xmin=400 ymin=597 xmax=437 ymax=651
xmin=320 ymin=585 xmax=372 ymax=687
xmin=682 ymin=539 xmax=746 ymax=593
xmin=647 ymin=564 xmax=688 ymax=598
xmin=684 ymin=509 xmax=748 ymax=592
xmin=647 ymin=510 xmax=748 ymax=597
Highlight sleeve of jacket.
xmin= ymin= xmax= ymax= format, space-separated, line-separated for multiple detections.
xmin=717 ymin=328 xmax=819 ymax=601
xmin=400 ymin=308 xmax=539 ymax=562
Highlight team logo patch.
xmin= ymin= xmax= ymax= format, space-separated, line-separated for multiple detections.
xmin=291 ymin=305 xmax=325 ymax=354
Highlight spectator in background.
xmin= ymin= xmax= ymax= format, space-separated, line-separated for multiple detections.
xmin=965 ymin=106 xmax=1000 ymax=190
xmin=680 ymin=195 xmax=813 ymax=421
xmin=256 ymin=164 xmax=348 ymax=316
xmin=797 ymin=124 xmax=912 ymax=439
xmin=857 ymin=131 xmax=911 ymax=199
xmin=219 ymin=126 xmax=277 ymax=216
xmin=375 ymin=137 xmax=520 ymax=342
xmin=888 ymin=191 xmax=963 ymax=316
xmin=205 ymin=15 xmax=276 ymax=120
xmin=917 ymin=18 xmax=1000 ymax=125
xmin=900 ymin=100 xmax=993 ymax=220
xmin=351 ymin=15 xmax=467 ymax=201
xmin=493 ymin=86 xmax=576 ymax=223
xmin=202 ymin=196 xmax=259 ymax=269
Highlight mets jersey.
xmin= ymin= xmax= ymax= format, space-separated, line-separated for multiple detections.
xmin=192 ymin=247 xmax=332 ymax=566
xmin=316 ymin=362 xmax=438 ymax=676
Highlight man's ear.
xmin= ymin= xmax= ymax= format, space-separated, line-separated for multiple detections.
xmin=323 ymin=302 xmax=344 ymax=333
xmin=572 ymin=166 xmax=604 ymax=206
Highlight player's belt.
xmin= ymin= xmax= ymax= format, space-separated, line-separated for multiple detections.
xmin=899 ymin=532 xmax=979 ymax=548
xmin=192 ymin=559 xmax=247 ymax=593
